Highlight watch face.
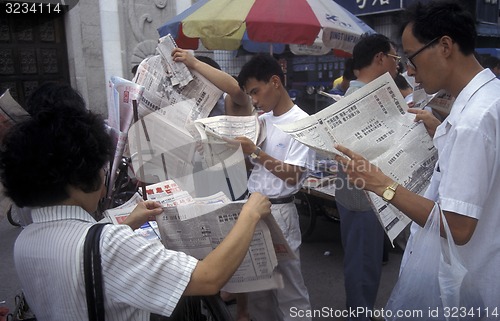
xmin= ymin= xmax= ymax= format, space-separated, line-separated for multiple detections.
xmin=383 ymin=189 xmax=395 ymax=201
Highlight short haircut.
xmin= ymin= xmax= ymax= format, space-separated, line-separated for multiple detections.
xmin=237 ymin=54 xmax=284 ymax=88
xmin=352 ymin=33 xmax=394 ymax=71
xmin=343 ymin=58 xmax=356 ymax=81
xmin=399 ymin=1 xmax=476 ymax=55
xmin=0 ymin=106 xmax=113 ymax=208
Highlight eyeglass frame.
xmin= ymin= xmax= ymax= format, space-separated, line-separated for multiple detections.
xmin=385 ymin=53 xmax=402 ymax=64
xmin=405 ymin=36 xmax=440 ymax=70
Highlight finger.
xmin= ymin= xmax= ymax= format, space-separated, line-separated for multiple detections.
xmin=143 ymin=200 xmax=162 ymax=210
xmin=334 ymin=143 xmax=356 ymax=159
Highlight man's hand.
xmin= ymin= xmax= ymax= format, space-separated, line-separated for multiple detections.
xmin=171 ymin=48 xmax=197 ymax=69
xmin=234 ymin=136 xmax=257 ymax=155
xmin=122 ymin=200 xmax=163 ymax=230
xmin=407 ymin=108 xmax=441 ymax=138
xmin=334 ymin=144 xmax=392 ymax=197
xmin=243 ymin=192 xmax=271 ymax=220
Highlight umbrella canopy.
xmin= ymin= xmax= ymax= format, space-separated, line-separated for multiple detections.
xmin=158 ymin=0 xmax=375 ymax=54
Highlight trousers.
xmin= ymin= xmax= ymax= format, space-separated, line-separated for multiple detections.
xmin=248 ymin=202 xmax=312 ymax=321
xmin=338 ymin=202 xmax=384 ymax=321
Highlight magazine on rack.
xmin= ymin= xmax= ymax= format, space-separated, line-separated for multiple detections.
xmin=276 ymin=73 xmax=438 ymax=244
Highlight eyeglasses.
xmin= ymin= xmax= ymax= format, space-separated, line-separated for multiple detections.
xmin=405 ymin=37 xmax=440 ymax=70
xmin=386 ymin=53 xmax=401 ymax=64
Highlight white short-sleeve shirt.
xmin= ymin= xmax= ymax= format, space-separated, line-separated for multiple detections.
xmin=14 ymin=205 xmax=198 ymax=321
xmin=247 ymin=105 xmax=315 ymax=198
xmin=405 ymin=69 xmax=500 ymax=314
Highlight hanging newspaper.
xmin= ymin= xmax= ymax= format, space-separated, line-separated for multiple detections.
xmin=105 ymin=76 xmax=145 ymax=200
xmin=276 ymin=72 xmax=438 ymax=244
xmin=132 ymin=34 xmax=222 ymax=121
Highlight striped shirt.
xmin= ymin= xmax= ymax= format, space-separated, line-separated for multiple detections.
xmin=14 ymin=205 xmax=198 ymax=321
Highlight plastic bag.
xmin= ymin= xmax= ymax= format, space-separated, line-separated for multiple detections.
xmin=385 ymin=203 xmax=484 ymax=321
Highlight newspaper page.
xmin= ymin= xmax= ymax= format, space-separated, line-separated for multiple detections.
xmin=276 ymin=73 xmax=438 ymax=243
xmin=127 ymin=100 xmax=249 ymax=200
xmin=0 ymin=88 xmax=30 ymax=140
xmin=105 ymin=76 xmax=145 ymax=199
xmin=157 ymin=201 xmax=285 ymax=293
xmin=132 ymin=35 xmax=222 ymax=122
xmin=193 ymin=114 xmax=264 ymax=145
xmin=413 ymin=85 xmax=454 ymax=115
xmin=103 ymin=192 xmax=161 ymax=241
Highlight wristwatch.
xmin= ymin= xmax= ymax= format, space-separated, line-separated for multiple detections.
xmin=250 ymin=147 xmax=261 ymax=159
xmin=382 ymin=181 xmax=399 ymax=202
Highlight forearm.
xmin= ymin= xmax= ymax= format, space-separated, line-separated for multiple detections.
xmin=255 ymin=150 xmax=305 ymax=186
xmin=183 ymin=208 xmax=261 ymax=295
xmin=376 ymin=183 xmax=477 ymax=244
xmin=190 ymin=61 xmax=246 ymax=104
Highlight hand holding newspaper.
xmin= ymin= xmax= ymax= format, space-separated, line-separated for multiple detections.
xmin=276 ymin=73 xmax=438 ymax=244
xmin=193 ymin=114 xmax=265 ymax=145
xmin=105 ymin=179 xmax=294 ymax=293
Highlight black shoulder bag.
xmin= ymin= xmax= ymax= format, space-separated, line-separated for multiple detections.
xmin=84 ymin=223 xmax=110 ymax=321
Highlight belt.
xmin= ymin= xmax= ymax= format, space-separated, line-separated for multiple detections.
xmin=269 ymin=195 xmax=295 ymax=204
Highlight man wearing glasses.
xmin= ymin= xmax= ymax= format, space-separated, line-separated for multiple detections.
xmin=335 ymin=1 xmax=500 ymax=318
xmin=334 ymin=33 xmax=399 ymax=321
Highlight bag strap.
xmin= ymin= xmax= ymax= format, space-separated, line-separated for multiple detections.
xmin=84 ymin=223 xmax=110 ymax=321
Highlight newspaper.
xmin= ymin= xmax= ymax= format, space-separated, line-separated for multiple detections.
xmin=0 ymin=88 xmax=30 ymax=141
xmin=105 ymin=76 xmax=145 ymax=199
xmin=127 ymin=100 xmax=249 ymax=200
xmin=132 ymin=34 xmax=222 ymax=121
xmin=193 ymin=114 xmax=265 ymax=145
xmin=413 ymin=85 xmax=454 ymax=114
xmin=103 ymin=192 xmax=161 ymax=241
xmin=318 ymin=90 xmax=343 ymax=102
xmin=142 ymin=179 xmax=293 ymax=293
xmin=276 ymin=73 xmax=438 ymax=243
xmin=159 ymin=201 xmax=288 ymax=293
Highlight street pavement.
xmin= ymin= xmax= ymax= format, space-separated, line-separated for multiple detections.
xmin=0 ymin=201 xmax=402 ymax=320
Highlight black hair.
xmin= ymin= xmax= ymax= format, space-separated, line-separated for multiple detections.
xmin=342 ymin=58 xmax=357 ymax=81
xmin=237 ymin=54 xmax=284 ymax=89
xmin=195 ymin=55 xmax=221 ymax=70
xmin=25 ymin=81 xmax=86 ymax=116
xmin=0 ymin=105 xmax=113 ymax=208
xmin=351 ymin=33 xmax=394 ymax=71
xmin=399 ymin=1 xmax=476 ymax=55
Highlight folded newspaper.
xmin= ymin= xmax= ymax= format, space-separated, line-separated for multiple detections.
xmin=276 ymin=72 xmax=438 ymax=244
xmin=193 ymin=114 xmax=266 ymax=145
xmin=104 ymin=179 xmax=294 ymax=293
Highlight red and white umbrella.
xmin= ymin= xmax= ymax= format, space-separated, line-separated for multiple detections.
xmin=158 ymin=0 xmax=375 ymax=55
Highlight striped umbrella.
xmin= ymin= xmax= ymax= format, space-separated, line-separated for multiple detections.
xmin=158 ymin=0 xmax=375 ymax=55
